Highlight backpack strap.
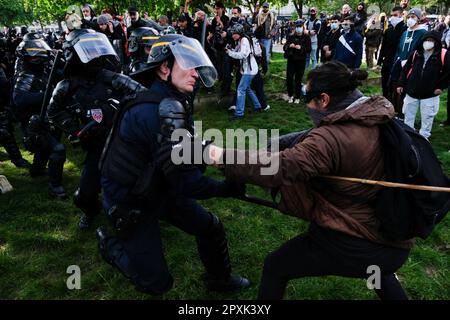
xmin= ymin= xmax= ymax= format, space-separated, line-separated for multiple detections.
xmin=406 ymin=50 xmax=417 ymax=79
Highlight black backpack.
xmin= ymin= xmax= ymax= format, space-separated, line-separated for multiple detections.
xmin=376 ymin=118 xmax=450 ymax=241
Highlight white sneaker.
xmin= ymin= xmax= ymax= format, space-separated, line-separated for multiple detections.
xmin=294 ymin=99 xmax=300 ymax=104
xmin=264 ymin=105 xmax=271 ymax=111
xmin=228 ymin=105 xmax=236 ymax=111
xmin=288 ymin=96 xmax=294 ymax=103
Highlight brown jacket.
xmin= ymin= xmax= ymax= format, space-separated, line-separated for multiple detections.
xmin=223 ymin=96 xmax=414 ymax=249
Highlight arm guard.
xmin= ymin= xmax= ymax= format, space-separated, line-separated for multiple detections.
xmin=158 ymin=98 xmax=187 ymax=143
xmin=46 ymin=79 xmax=79 ymax=133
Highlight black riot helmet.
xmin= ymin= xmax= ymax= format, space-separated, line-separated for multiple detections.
xmin=16 ymin=32 xmax=52 ymax=62
xmin=62 ymin=28 xmax=119 ymax=74
xmin=128 ymin=27 xmax=160 ymax=76
xmin=143 ymin=34 xmax=217 ymax=87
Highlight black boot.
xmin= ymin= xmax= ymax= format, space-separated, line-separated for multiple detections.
xmin=48 ymin=183 xmax=68 ymax=199
xmin=74 ymin=188 xmax=101 ymax=230
xmin=0 ymin=127 xmax=30 ymax=168
xmin=196 ymin=214 xmax=251 ymax=292
xmin=12 ymin=158 xmax=31 ymax=168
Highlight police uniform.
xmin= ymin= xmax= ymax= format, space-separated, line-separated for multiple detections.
xmin=46 ymin=29 xmax=145 ymax=228
xmin=12 ymin=33 xmax=66 ymax=197
xmin=97 ymin=35 xmax=250 ymax=294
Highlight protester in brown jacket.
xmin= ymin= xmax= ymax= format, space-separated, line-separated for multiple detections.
xmin=208 ymin=61 xmax=412 ymax=300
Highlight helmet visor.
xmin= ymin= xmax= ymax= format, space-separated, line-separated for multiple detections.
xmin=24 ymin=39 xmax=51 ymax=57
xmin=167 ymin=37 xmax=217 ymax=87
xmin=73 ymin=32 xmax=118 ymax=63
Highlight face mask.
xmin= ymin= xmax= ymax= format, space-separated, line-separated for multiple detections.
xmin=295 ymin=27 xmax=303 ymax=33
xmin=423 ymin=40 xmax=435 ymax=51
xmin=389 ymin=16 xmax=403 ymax=27
xmin=263 ymin=9 xmax=268 ymax=13
xmin=407 ymin=17 xmax=417 ymax=28
xmin=307 ymin=107 xmax=329 ymax=127
xmin=342 ymin=24 xmax=351 ymax=31
xmin=310 ymin=14 xmax=316 ymax=19
xmin=330 ymin=22 xmax=339 ymax=30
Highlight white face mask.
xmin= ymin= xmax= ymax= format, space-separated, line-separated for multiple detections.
xmin=389 ymin=16 xmax=403 ymax=27
xmin=330 ymin=22 xmax=339 ymax=30
xmin=423 ymin=40 xmax=435 ymax=51
xmin=407 ymin=17 xmax=417 ymax=28
xmin=295 ymin=27 xmax=303 ymax=33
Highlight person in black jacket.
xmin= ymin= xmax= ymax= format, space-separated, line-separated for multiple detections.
xmin=377 ymin=6 xmax=406 ymax=101
xmin=283 ymin=19 xmax=311 ymax=104
xmin=321 ymin=15 xmax=341 ymax=63
xmin=397 ymin=30 xmax=450 ymax=139
xmin=354 ymin=2 xmax=368 ymax=36
xmin=127 ymin=6 xmax=162 ymax=38
xmin=364 ymin=17 xmax=383 ymax=68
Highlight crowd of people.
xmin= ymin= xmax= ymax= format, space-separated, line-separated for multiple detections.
xmin=0 ymin=0 xmax=450 ymax=300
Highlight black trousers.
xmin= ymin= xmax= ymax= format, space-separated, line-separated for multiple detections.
xmin=286 ymin=59 xmax=306 ymax=99
xmin=77 ymin=144 xmax=103 ymax=213
xmin=258 ymin=223 xmax=410 ymax=300
xmin=447 ymin=83 xmax=450 ymax=122
xmin=109 ymin=196 xmax=224 ymax=293
xmin=381 ymin=62 xmax=393 ymax=101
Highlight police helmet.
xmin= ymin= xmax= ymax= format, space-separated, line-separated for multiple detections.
xmin=16 ymin=33 xmax=51 ymax=60
xmin=128 ymin=27 xmax=160 ymax=56
xmin=63 ymin=28 xmax=119 ymax=66
xmin=144 ymin=34 xmax=217 ymax=87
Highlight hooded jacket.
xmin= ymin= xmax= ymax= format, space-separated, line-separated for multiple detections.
xmin=395 ymin=25 xmax=427 ymax=62
xmin=222 ymin=95 xmax=414 ymax=249
xmin=398 ymin=30 xmax=450 ymax=99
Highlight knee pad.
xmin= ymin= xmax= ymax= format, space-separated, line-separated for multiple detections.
xmin=49 ymin=143 xmax=66 ymax=163
xmin=73 ymin=188 xmax=100 ymax=215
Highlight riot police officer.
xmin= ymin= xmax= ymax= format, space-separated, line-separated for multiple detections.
xmin=46 ymin=29 xmax=145 ymax=229
xmin=0 ymin=59 xmax=30 ymax=168
xmin=127 ymin=27 xmax=160 ymax=84
xmin=12 ymin=33 xmax=66 ymax=198
xmin=97 ymin=34 xmax=251 ymax=294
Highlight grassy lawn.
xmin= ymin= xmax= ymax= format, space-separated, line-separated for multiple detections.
xmin=0 ymin=53 xmax=449 ymax=300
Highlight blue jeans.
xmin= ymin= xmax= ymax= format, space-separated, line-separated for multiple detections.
xmin=260 ymin=38 xmax=272 ymax=65
xmin=305 ymin=42 xmax=318 ymax=70
xmin=235 ymin=74 xmax=261 ymax=117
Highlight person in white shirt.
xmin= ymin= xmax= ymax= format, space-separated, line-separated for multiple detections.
xmin=226 ymin=24 xmax=262 ymax=120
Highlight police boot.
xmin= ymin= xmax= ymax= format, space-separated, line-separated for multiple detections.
xmin=196 ymin=214 xmax=251 ymax=292
xmin=0 ymin=129 xmax=30 ymax=168
xmin=74 ymin=188 xmax=101 ymax=229
xmin=48 ymin=183 xmax=68 ymax=200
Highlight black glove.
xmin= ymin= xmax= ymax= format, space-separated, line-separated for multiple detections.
xmin=156 ymin=138 xmax=214 ymax=177
xmin=222 ymin=178 xmax=246 ymax=198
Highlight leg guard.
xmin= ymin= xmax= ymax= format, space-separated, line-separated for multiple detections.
xmin=73 ymin=188 xmax=101 ymax=217
xmin=96 ymin=227 xmax=173 ymax=295
xmin=196 ymin=214 xmax=231 ymax=279
xmin=48 ymin=142 xmax=66 ymax=187
xmin=196 ymin=213 xmax=251 ymax=291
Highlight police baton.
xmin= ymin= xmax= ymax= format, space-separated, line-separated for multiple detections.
xmin=235 ymin=194 xmax=278 ymax=209
xmin=39 ymin=50 xmax=62 ymax=120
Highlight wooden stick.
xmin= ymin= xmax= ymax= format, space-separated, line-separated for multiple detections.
xmin=321 ymin=175 xmax=450 ymax=193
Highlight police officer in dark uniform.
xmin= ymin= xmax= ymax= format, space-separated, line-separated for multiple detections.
xmin=97 ymin=34 xmax=251 ymax=294
xmin=0 ymin=36 xmax=30 ymax=168
xmin=12 ymin=33 xmax=67 ymax=197
xmin=46 ymin=29 xmax=145 ymax=229
xmin=127 ymin=27 xmax=160 ymax=83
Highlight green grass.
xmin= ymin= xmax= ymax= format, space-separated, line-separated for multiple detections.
xmin=0 ymin=53 xmax=449 ymax=299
